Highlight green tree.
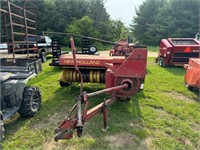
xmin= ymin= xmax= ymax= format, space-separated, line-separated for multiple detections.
xmin=66 ymin=16 xmax=99 ymax=36
xmin=87 ymin=0 xmax=110 ymax=39
xmin=130 ymin=0 xmax=163 ymax=45
xmin=108 ymin=19 xmax=128 ymax=41
xmin=11 ymin=0 xmax=127 ymax=45
xmin=65 ymin=16 xmax=100 ymax=46
xmin=130 ymin=0 xmax=200 ymax=45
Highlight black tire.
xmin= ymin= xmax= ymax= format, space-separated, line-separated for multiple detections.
xmin=0 ymin=112 xmax=4 ymax=143
xmin=186 ymin=84 xmax=194 ymax=91
xmin=18 ymin=86 xmax=41 ymax=117
xmin=89 ymin=46 xmax=97 ymax=55
xmin=155 ymin=57 xmax=158 ymax=63
xmin=159 ymin=58 xmax=165 ymax=67
xmin=59 ymin=81 xmax=72 ymax=87
xmin=40 ymin=51 xmax=47 ymax=62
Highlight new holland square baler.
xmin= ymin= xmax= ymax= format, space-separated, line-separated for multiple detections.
xmin=54 ymin=35 xmax=148 ymax=141
xmin=155 ymin=38 xmax=200 ymax=66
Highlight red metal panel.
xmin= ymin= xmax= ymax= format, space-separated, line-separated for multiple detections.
xmin=105 ymin=69 xmax=114 ymax=89
xmin=188 ymin=58 xmax=200 ymax=68
xmin=159 ymin=39 xmax=173 ymax=61
xmin=185 ymin=58 xmax=200 ymax=88
xmin=114 ymin=48 xmax=147 ymax=78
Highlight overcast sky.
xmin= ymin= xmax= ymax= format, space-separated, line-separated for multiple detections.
xmin=105 ymin=0 xmax=144 ymax=27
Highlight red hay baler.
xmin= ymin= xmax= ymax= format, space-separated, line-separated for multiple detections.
xmin=109 ymin=39 xmax=146 ymax=56
xmin=54 ymin=35 xmax=148 ymax=141
xmin=155 ymin=38 xmax=200 ymax=67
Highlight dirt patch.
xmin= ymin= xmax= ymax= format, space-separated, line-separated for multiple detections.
xmin=32 ymin=111 xmax=65 ymax=131
xmin=177 ymin=137 xmax=192 ymax=147
xmin=99 ymin=50 xmax=110 ymax=56
xmin=105 ymin=133 xmax=134 ymax=149
xmin=105 ymin=133 xmax=149 ymax=149
xmin=148 ymin=51 xmax=157 ymax=57
xmin=164 ymin=91 xmax=196 ymax=104
xmin=43 ymin=138 xmax=59 ymax=150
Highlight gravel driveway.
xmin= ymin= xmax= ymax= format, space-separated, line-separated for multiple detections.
xmin=99 ymin=50 xmax=157 ymax=57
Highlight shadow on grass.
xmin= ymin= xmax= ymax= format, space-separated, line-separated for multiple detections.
xmin=163 ymin=66 xmax=185 ymax=76
xmin=189 ymin=88 xmax=200 ymax=100
xmin=29 ymin=66 xmax=62 ymax=85
xmin=146 ymin=68 xmax=153 ymax=75
xmin=102 ymin=90 xmax=149 ymax=149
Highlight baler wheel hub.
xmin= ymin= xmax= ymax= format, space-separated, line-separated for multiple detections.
xmin=114 ymin=78 xmax=141 ymax=97
xmin=121 ymin=79 xmax=133 ymax=90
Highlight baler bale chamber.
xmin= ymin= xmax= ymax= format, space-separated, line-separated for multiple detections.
xmin=59 ymin=46 xmax=147 ymax=98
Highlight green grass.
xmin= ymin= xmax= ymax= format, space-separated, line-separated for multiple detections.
xmin=147 ymin=46 xmax=159 ymax=52
xmin=2 ymin=57 xmax=200 ymax=150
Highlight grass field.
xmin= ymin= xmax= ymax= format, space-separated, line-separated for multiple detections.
xmin=2 ymin=52 xmax=200 ymax=150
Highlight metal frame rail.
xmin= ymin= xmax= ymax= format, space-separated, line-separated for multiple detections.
xmin=0 ymin=0 xmax=38 ymax=58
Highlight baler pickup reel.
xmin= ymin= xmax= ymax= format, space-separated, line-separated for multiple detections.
xmin=55 ymin=35 xmax=148 ymax=141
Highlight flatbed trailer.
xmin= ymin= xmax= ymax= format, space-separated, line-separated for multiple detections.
xmin=0 ymin=53 xmax=39 ymax=59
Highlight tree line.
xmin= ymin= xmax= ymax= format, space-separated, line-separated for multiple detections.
xmin=12 ymin=0 xmax=200 ymax=46
xmin=130 ymin=0 xmax=200 ymax=45
xmin=33 ymin=0 xmax=127 ymax=45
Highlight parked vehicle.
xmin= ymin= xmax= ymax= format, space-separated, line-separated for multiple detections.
xmin=0 ymin=58 xmax=42 ymax=141
xmin=155 ymin=38 xmax=200 ymax=67
xmin=24 ymin=36 xmax=52 ymax=62
xmin=0 ymin=43 xmax=8 ymax=54
xmin=9 ymin=36 xmax=52 ymax=62
xmin=0 ymin=43 xmax=7 ymax=50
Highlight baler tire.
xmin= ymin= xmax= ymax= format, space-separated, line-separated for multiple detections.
xmin=159 ymin=58 xmax=165 ymax=67
xmin=59 ymin=81 xmax=72 ymax=87
xmin=18 ymin=86 xmax=41 ymax=117
xmin=40 ymin=51 xmax=47 ymax=62
xmin=0 ymin=112 xmax=4 ymax=143
xmin=186 ymin=84 xmax=193 ymax=91
xmin=155 ymin=58 xmax=158 ymax=63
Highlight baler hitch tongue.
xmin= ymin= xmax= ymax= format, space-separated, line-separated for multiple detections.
xmin=54 ymin=83 xmax=129 ymax=141
xmin=54 ymin=128 xmax=73 ymax=141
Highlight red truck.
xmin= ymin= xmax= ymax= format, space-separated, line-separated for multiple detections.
xmin=155 ymin=38 xmax=200 ymax=66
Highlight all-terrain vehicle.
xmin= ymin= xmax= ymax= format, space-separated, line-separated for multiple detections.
xmin=0 ymin=58 xmax=42 ymax=141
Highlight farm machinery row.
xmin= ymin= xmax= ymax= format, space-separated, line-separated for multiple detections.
xmin=1 ymin=33 xmax=198 ymax=143
xmin=52 ymin=35 xmax=199 ymax=141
